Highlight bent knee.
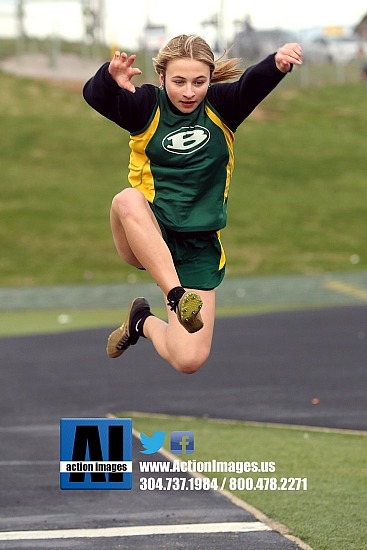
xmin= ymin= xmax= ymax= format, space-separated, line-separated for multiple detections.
xmin=174 ymin=348 xmax=211 ymax=375
xmin=111 ymin=188 xmax=146 ymax=219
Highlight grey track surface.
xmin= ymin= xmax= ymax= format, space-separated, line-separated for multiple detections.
xmin=1 ymin=305 xmax=366 ymax=549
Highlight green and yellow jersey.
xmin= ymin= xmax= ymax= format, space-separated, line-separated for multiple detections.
xmin=129 ymin=89 xmax=234 ymax=232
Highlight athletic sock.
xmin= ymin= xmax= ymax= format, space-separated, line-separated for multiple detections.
xmin=167 ymin=286 xmax=186 ymax=312
xmin=130 ymin=308 xmax=154 ymax=339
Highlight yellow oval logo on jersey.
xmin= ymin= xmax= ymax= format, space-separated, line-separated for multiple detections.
xmin=162 ymin=126 xmax=210 ymax=155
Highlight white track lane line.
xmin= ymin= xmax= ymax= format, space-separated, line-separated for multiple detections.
xmin=0 ymin=522 xmax=270 ymax=541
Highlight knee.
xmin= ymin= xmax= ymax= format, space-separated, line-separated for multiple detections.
xmin=111 ymin=188 xmax=144 ymax=220
xmin=173 ymin=347 xmax=211 ymax=375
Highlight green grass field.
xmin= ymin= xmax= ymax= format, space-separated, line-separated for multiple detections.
xmin=127 ymin=413 xmax=367 ymax=550
xmin=1 ymin=67 xmax=366 ymax=287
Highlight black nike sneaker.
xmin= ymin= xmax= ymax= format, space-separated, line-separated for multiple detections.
xmin=106 ymin=297 xmax=151 ymax=358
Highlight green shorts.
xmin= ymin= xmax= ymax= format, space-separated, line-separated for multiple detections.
xmin=154 ymin=216 xmax=226 ymax=291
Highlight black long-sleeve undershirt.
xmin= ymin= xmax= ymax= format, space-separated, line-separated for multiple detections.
xmin=83 ymin=54 xmax=287 ymax=134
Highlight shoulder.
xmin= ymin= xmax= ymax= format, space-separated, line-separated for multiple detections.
xmin=83 ymin=63 xmax=159 ymax=131
xmin=125 ymin=84 xmax=158 ymax=133
xmin=113 ymin=83 xmax=159 ymax=133
xmin=207 ymin=54 xmax=286 ymax=129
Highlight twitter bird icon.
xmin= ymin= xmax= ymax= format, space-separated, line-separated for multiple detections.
xmin=140 ymin=431 xmax=166 ymax=454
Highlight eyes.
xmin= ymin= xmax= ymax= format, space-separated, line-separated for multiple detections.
xmin=173 ymin=79 xmax=207 ymax=87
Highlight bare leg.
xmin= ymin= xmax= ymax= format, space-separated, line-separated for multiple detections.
xmin=143 ymin=289 xmax=215 ymax=374
xmin=109 ymin=187 xmax=214 ymax=373
xmin=110 ymin=187 xmax=180 ymax=295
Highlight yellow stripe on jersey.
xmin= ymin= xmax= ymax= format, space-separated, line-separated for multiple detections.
xmin=205 ymin=105 xmax=235 ymax=204
xmin=216 ymin=230 xmax=226 ymax=270
xmin=128 ymin=107 xmax=161 ymax=203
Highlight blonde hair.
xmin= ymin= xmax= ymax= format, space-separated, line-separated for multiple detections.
xmin=152 ymin=34 xmax=243 ymax=83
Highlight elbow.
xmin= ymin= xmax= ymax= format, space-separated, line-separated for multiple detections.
xmin=82 ymin=79 xmax=92 ymax=104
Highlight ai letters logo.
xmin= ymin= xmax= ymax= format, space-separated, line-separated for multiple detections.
xmin=60 ymin=418 xmax=132 ymax=490
xmin=170 ymin=431 xmax=194 ymax=454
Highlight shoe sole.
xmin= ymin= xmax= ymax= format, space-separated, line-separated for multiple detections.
xmin=177 ymin=291 xmax=203 ymax=334
xmin=106 ymin=297 xmax=147 ymax=358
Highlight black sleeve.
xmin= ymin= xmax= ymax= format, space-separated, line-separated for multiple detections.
xmin=207 ymin=54 xmax=289 ymax=130
xmin=82 ymin=62 xmax=158 ymax=133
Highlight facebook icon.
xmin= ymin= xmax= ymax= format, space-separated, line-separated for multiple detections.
xmin=170 ymin=431 xmax=194 ymax=455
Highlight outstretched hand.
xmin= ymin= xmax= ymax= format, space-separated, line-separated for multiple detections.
xmin=108 ymin=51 xmax=142 ymax=92
xmin=275 ymin=43 xmax=302 ymax=73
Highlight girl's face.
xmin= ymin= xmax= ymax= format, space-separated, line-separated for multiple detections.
xmin=160 ymin=58 xmax=210 ymax=113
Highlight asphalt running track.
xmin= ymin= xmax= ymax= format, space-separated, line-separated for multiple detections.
xmin=1 ymin=305 xmax=366 ymax=549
